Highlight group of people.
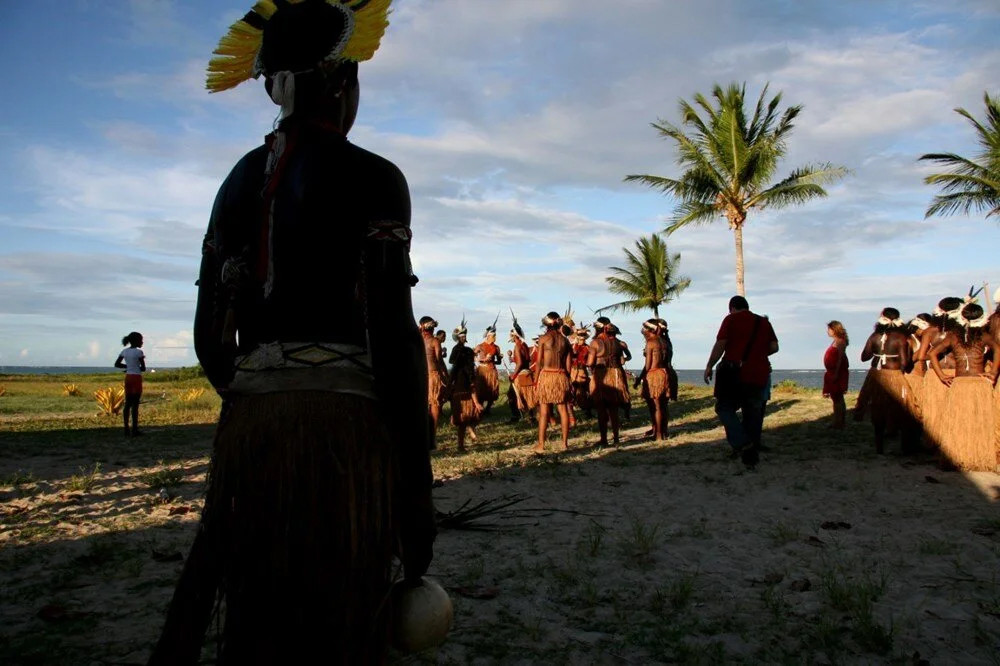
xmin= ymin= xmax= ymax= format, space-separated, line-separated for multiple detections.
xmin=828 ymin=289 xmax=1000 ymax=471
xmin=420 ymin=308 xmax=678 ymax=452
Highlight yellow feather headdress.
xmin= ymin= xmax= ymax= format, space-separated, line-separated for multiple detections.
xmin=207 ymin=0 xmax=391 ymax=93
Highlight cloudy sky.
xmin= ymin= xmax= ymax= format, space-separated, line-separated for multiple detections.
xmin=1 ymin=0 xmax=998 ymax=369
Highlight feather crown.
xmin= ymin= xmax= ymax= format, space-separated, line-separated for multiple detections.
xmin=206 ymin=0 xmax=391 ymax=93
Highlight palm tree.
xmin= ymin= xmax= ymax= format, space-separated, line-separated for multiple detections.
xmin=625 ymin=82 xmax=847 ymax=296
xmin=596 ymin=234 xmax=690 ymax=318
xmin=920 ymin=92 xmax=1000 ymax=219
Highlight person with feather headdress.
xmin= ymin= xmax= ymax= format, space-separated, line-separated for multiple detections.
xmin=151 ymin=2 xmax=436 ymax=662
xmin=929 ymin=301 xmax=1000 ymax=471
xmin=533 ymin=311 xmax=574 ymax=452
xmin=420 ymin=316 xmax=449 ymax=435
xmin=449 ymin=318 xmax=482 ymax=450
xmin=859 ymin=308 xmax=917 ymax=454
xmin=914 ymin=295 xmax=968 ymax=448
xmin=635 ymin=319 xmax=670 ymax=441
xmin=473 ymin=314 xmax=502 ymax=415
xmin=507 ymin=311 xmax=537 ymax=422
xmin=587 ymin=317 xmax=629 ymax=447
xmin=570 ymin=323 xmax=594 ymax=418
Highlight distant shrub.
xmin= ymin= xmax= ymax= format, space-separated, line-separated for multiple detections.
xmin=63 ymin=384 xmax=82 ymax=397
xmin=94 ymin=386 xmax=125 ymax=415
xmin=146 ymin=365 xmax=206 ymax=383
xmin=773 ymin=379 xmax=803 ymax=393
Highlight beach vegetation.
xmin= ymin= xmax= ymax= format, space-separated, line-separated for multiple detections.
xmin=62 ymin=384 xmax=81 ymax=397
xmin=625 ymin=82 xmax=847 ymax=296
xmin=595 ymin=233 xmax=690 ymax=318
xmin=66 ymin=463 xmax=102 ymax=493
xmin=920 ymin=92 xmax=1000 ymax=220
xmin=94 ymin=386 xmax=125 ymax=416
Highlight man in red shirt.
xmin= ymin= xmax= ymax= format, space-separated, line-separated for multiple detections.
xmin=703 ymin=296 xmax=779 ymax=466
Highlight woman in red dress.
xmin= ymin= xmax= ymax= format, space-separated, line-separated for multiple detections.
xmin=823 ymin=320 xmax=850 ymax=429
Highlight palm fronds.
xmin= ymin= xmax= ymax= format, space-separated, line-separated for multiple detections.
xmin=596 ymin=234 xmax=690 ymax=318
xmin=920 ymin=92 xmax=1000 ymax=220
xmin=436 ymin=494 xmax=531 ymax=531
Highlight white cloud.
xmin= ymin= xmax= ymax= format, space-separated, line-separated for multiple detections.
xmin=77 ymin=340 xmax=101 ymax=361
xmin=19 ymin=348 xmax=28 ymax=358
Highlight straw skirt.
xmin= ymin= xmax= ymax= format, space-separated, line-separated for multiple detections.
xmin=868 ymin=369 xmax=914 ymax=430
xmin=474 ymin=363 xmax=500 ymax=402
xmin=641 ymin=367 xmax=668 ymax=401
xmin=200 ymin=391 xmax=396 ymax=664
xmin=536 ymin=369 xmax=572 ymax=405
xmin=922 ymin=369 xmax=956 ymax=448
xmin=938 ymin=376 xmax=997 ymax=471
xmin=513 ymin=372 xmax=537 ymax=410
xmin=592 ymin=366 xmax=629 ymax=406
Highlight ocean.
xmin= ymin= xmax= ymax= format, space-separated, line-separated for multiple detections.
xmin=1 ymin=366 xmax=867 ymax=391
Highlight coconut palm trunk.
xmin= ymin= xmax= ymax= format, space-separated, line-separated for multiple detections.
xmin=733 ymin=225 xmax=745 ymax=297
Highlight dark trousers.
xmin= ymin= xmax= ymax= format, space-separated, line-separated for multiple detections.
xmin=715 ymin=383 xmax=767 ymax=451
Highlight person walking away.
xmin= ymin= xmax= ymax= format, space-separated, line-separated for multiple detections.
xmin=114 ymin=332 xmax=145 ymax=437
xmin=823 ymin=321 xmax=849 ymax=430
xmin=533 ymin=312 xmax=573 ymax=452
xmin=703 ymin=296 xmax=778 ymax=467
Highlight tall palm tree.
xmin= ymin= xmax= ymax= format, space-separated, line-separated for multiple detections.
xmin=920 ymin=92 xmax=1000 ymax=219
xmin=625 ymin=82 xmax=847 ymax=296
xmin=596 ymin=234 xmax=690 ymax=318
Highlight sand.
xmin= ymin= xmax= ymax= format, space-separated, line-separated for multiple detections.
xmin=1 ymin=387 xmax=999 ymax=664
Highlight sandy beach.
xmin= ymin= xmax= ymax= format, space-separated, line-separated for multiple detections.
xmin=2 ymin=380 xmax=999 ymax=664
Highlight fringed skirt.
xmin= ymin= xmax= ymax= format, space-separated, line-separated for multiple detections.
xmin=922 ymin=369 xmax=956 ymax=448
xmin=450 ymin=389 xmax=481 ymax=427
xmin=569 ymin=366 xmax=590 ymax=409
xmin=204 ymin=391 xmax=395 ymax=664
xmin=592 ymin=366 xmax=629 ymax=406
xmin=938 ymin=376 xmax=997 ymax=471
xmin=513 ymin=373 xmax=537 ymax=410
xmin=536 ymin=369 xmax=571 ymax=405
xmin=903 ymin=371 xmax=924 ymax=424
xmin=474 ymin=363 xmax=500 ymax=403
xmin=868 ymin=369 xmax=914 ymax=430
xmin=641 ymin=367 xmax=668 ymax=401
xmin=428 ymin=369 xmax=448 ymax=407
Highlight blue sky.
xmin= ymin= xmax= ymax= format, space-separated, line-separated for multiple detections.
xmin=1 ymin=0 xmax=998 ymax=369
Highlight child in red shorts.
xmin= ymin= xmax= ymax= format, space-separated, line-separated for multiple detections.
xmin=115 ymin=332 xmax=146 ymax=436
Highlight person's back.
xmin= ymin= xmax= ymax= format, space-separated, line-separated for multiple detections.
xmin=154 ymin=3 xmax=436 ymax=663
xmin=717 ymin=308 xmax=776 ymax=387
xmin=704 ymin=296 xmax=779 ymax=466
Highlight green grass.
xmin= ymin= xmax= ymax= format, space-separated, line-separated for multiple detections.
xmin=65 ymin=462 xmax=102 ymax=493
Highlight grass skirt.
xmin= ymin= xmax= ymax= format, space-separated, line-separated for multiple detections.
xmin=569 ymin=367 xmax=591 ymax=409
xmin=938 ymin=376 xmax=997 ymax=471
xmin=922 ymin=369 xmax=955 ymax=448
xmin=513 ymin=373 xmax=537 ymax=410
xmin=428 ymin=369 xmax=448 ymax=407
xmin=536 ymin=370 xmax=571 ymax=405
xmin=474 ymin=364 xmax=500 ymax=403
xmin=592 ymin=366 xmax=629 ymax=406
xmin=903 ymin=371 xmax=924 ymax=424
xmin=450 ymin=390 xmax=482 ymax=426
xmin=868 ymin=369 xmax=913 ymax=431
xmin=641 ymin=368 xmax=668 ymax=400
xmin=203 ymin=391 xmax=395 ymax=664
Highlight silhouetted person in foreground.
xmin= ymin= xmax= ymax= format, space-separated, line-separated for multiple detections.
xmin=151 ymin=2 xmax=435 ymax=663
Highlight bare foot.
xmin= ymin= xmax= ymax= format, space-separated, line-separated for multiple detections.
xmin=467 ymin=427 xmax=478 ymax=441
xmin=531 ymin=444 xmax=545 ymax=454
